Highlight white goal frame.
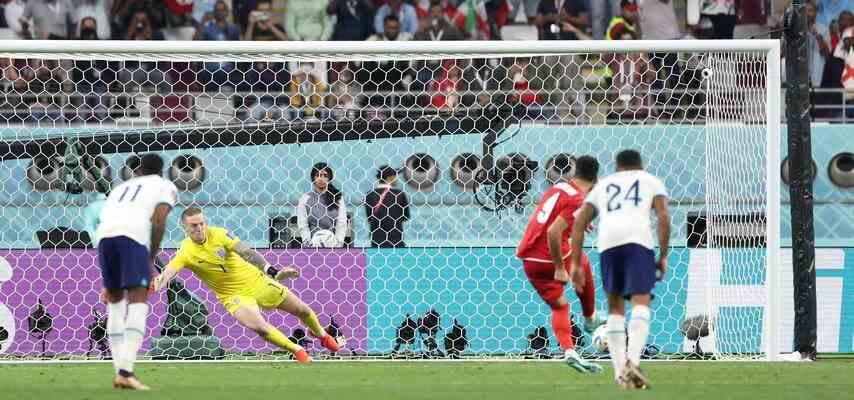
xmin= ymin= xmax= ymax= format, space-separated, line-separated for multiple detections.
xmin=0 ymin=39 xmax=781 ymax=362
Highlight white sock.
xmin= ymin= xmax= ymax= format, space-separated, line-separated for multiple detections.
xmin=627 ymin=305 xmax=651 ymax=366
xmin=107 ymin=300 xmax=127 ymax=373
xmin=606 ymin=314 xmax=627 ymax=380
xmin=123 ymin=303 xmax=150 ymax=374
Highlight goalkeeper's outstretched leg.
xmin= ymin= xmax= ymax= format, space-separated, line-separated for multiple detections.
xmin=232 ymin=303 xmax=312 ymax=363
xmin=276 ymin=294 xmax=343 ymax=353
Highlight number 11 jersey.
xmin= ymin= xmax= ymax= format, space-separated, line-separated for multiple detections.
xmin=96 ymin=174 xmax=178 ymax=247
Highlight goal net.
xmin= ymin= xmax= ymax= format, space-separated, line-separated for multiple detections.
xmin=0 ymin=40 xmax=780 ymax=361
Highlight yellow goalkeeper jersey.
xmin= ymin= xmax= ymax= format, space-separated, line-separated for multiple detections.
xmin=168 ymin=226 xmax=265 ymax=297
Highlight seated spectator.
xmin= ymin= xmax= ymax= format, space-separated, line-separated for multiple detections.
xmin=806 ymin=1 xmax=831 ymax=87
xmin=74 ymin=0 xmax=112 ymax=40
xmin=364 ymin=165 xmax=410 ymax=248
xmin=289 ymin=63 xmax=328 ymax=119
xmin=0 ymin=58 xmax=33 ymax=92
xmin=374 ymin=0 xmax=418 ymax=36
xmin=162 ymin=0 xmax=194 ymax=27
xmin=817 ymin=0 xmax=852 ymax=29
xmin=19 ymin=0 xmax=74 ymax=39
xmin=111 ymin=0 xmax=165 ymax=38
xmin=286 ymin=0 xmax=335 ymax=41
xmin=640 ymin=0 xmax=681 ymax=91
xmin=431 ymin=61 xmax=462 ymax=109
xmin=196 ymin=1 xmax=240 ymax=40
xmin=535 ymin=0 xmax=590 ymax=41
xmin=75 ymin=17 xmax=113 ymax=120
xmin=831 ymin=11 xmax=853 ymax=53
xmin=297 ymin=163 xmax=348 ymax=248
xmin=368 ymin=14 xmax=413 ymax=41
xmin=126 ymin=10 xmax=165 ymax=40
xmin=328 ymin=0 xmax=375 ymax=41
xmin=244 ymin=0 xmax=287 ymax=40
xmin=120 ymin=11 xmax=167 ymax=91
xmin=414 ymin=2 xmax=464 ymax=41
xmin=606 ymin=0 xmax=639 ymax=40
xmin=192 ymin=0 xmax=221 ymax=25
xmin=4 ymin=0 xmax=28 ymax=38
xmin=366 ymin=15 xmax=414 ymax=110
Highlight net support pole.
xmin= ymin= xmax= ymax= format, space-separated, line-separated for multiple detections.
xmin=766 ymin=42 xmax=782 ymax=362
xmin=784 ymin=0 xmax=817 ymax=360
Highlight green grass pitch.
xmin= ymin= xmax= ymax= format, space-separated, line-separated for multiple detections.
xmin=1 ymin=360 xmax=851 ymax=400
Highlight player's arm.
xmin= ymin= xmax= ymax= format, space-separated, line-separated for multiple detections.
xmin=153 ymin=264 xmax=180 ymax=292
xmin=149 ymin=203 xmax=172 ymax=264
xmin=569 ymin=204 xmax=597 ymax=289
xmin=653 ymin=195 xmax=671 ymax=280
xmin=233 ymin=241 xmax=299 ymax=280
xmin=546 ymin=215 xmax=569 ymax=280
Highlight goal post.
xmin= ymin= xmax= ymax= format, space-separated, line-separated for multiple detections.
xmin=0 ymin=39 xmax=782 ymax=361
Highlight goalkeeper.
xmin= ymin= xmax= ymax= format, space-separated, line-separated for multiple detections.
xmin=153 ymin=207 xmax=341 ymax=363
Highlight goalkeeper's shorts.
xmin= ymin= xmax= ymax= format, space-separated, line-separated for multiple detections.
xmin=221 ymin=277 xmax=291 ymax=315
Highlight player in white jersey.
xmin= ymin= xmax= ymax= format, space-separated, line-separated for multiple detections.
xmin=569 ymin=149 xmax=670 ymax=390
xmin=96 ymin=153 xmax=177 ymax=390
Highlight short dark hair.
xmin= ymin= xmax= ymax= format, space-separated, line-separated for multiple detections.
xmin=384 ymin=14 xmax=400 ymax=25
xmin=137 ymin=153 xmax=164 ymax=176
xmin=574 ymin=155 xmax=599 ymax=182
xmin=181 ymin=206 xmax=203 ymax=221
xmin=616 ymin=149 xmax=643 ymax=169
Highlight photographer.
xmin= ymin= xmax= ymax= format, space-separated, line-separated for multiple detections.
xmin=364 ymin=166 xmax=409 ymax=248
xmin=244 ymin=1 xmax=287 ymax=41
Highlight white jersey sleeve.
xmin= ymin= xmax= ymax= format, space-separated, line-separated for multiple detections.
xmin=584 ymin=170 xmax=667 ymax=252
xmin=95 ymin=175 xmax=178 ymax=248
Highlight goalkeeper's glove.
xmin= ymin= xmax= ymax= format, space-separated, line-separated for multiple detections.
xmin=264 ymin=265 xmax=300 ymax=280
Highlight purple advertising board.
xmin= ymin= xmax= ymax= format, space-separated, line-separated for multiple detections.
xmin=0 ymin=249 xmax=367 ymax=356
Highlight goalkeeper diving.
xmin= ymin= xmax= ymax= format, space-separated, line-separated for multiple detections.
xmin=153 ymin=207 xmax=341 ymax=362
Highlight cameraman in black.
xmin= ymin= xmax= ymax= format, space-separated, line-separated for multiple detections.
xmin=364 ymin=165 xmax=410 ymax=248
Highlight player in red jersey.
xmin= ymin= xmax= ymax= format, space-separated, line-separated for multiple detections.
xmin=516 ymin=155 xmax=604 ymax=373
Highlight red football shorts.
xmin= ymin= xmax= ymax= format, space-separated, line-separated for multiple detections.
xmin=523 ymin=252 xmax=592 ymax=304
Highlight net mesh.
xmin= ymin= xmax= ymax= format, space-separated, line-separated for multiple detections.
xmin=0 ymin=46 xmax=776 ymax=360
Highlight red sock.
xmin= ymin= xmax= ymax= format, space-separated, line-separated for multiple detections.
xmin=551 ymin=303 xmax=574 ymax=351
xmin=575 ymin=263 xmax=596 ymax=318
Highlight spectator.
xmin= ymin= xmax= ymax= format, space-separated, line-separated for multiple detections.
xmin=431 ymin=61 xmax=463 ymax=109
xmin=286 ymin=0 xmax=336 ymax=41
xmin=76 ymin=17 xmax=113 ymax=119
xmin=192 ymin=0 xmax=221 ymax=25
xmin=244 ymin=0 xmax=287 ymax=40
xmin=365 ymin=15 xmax=414 ymax=110
xmin=606 ymin=0 xmax=639 ymax=40
xmin=535 ymin=0 xmax=590 ymax=41
xmin=591 ymin=0 xmax=619 ymax=40
xmin=806 ymin=1 xmax=831 ymax=87
xmin=196 ymin=1 xmax=240 ymax=40
xmin=640 ymin=0 xmax=681 ymax=90
xmin=733 ymin=0 xmax=768 ymax=39
xmin=19 ymin=0 xmax=74 ymax=39
xmin=831 ymin=11 xmax=852 ymax=53
xmin=74 ymin=0 xmax=112 ymax=40
xmin=700 ymin=0 xmax=736 ymax=39
xmin=163 ymin=0 xmax=194 ymax=27
xmin=364 ymin=165 xmax=410 ymax=248
xmin=328 ymin=0 xmax=375 ymax=41
xmin=374 ymin=0 xmax=418 ymax=36
xmin=120 ymin=11 xmax=167 ymax=91
xmin=817 ymin=0 xmax=852 ymax=29
xmin=507 ymin=0 xmax=540 ymax=24
xmin=111 ymin=0 xmax=164 ymax=37
xmin=414 ymin=1 xmax=464 ymax=41
xmin=4 ymin=0 xmax=28 ymax=38
xmin=297 ymin=163 xmax=348 ymax=248
xmin=126 ymin=10 xmax=164 ymax=40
